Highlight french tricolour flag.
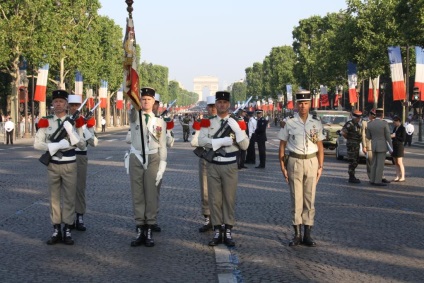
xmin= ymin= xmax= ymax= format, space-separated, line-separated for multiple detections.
xmin=86 ymin=88 xmax=94 ymax=109
xmin=75 ymin=71 xmax=83 ymax=96
xmin=320 ymin=85 xmax=329 ymax=107
xmin=388 ymin=46 xmax=406 ymax=101
xmin=414 ymin=46 xmax=424 ymax=101
xmin=99 ymin=80 xmax=108 ymax=108
xmin=347 ymin=62 xmax=358 ymax=104
xmin=116 ymin=87 xmax=124 ymax=110
xmin=34 ymin=64 xmax=49 ymax=102
xmin=286 ymin=85 xmax=293 ymax=109
xmin=368 ymin=76 xmax=380 ymax=103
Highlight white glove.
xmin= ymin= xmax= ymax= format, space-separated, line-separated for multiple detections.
xmin=155 ymin=161 xmax=167 ymax=186
xmin=47 ymin=139 xmax=69 ymax=156
xmin=211 ymin=136 xmax=233 ymax=151
xmin=82 ymin=125 xmax=93 ymax=140
xmin=63 ymin=120 xmax=80 ymax=145
xmin=227 ymin=117 xmax=246 ymax=142
xmin=166 ymin=131 xmax=175 ymax=148
xmin=124 ymin=152 xmax=129 ymax=174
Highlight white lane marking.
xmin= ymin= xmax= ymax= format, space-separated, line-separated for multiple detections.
xmin=25 ymin=156 xmax=33 ymax=158
xmin=105 ymin=156 xmax=113 ymax=160
xmin=105 ymin=139 xmax=117 ymax=142
xmin=214 ymin=245 xmax=238 ymax=283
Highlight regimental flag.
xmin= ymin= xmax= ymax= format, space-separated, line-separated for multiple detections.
xmin=286 ymin=85 xmax=293 ymax=109
xmin=348 ymin=62 xmax=358 ymax=104
xmin=86 ymin=88 xmax=94 ymax=109
xmin=368 ymin=76 xmax=380 ymax=103
xmin=414 ymin=46 xmax=424 ymax=101
xmin=388 ymin=46 xmax=406 ymax=101
xmin=123 ymin=17 xmax=141 ymax=111
xmin=99 ymin=80 xmax=108 ymax=108
xmin=75 ymin=71 xmax=83 ymax=96
xmin=320 ymin=85 xmax=329 ymax=107
xmin=116 ymin=87 xmax=124 ymax=110
xmin=34 ymin=64 xmax=49 ymax=102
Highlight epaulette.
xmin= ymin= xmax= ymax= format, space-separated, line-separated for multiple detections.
xmin=75 ymin=116 xmax=85 ymax=128
xmin=86 ymin=117 xmax=96 ymax=128
xmin=38 ymin=118 xmax=49 ymax=128
xmin=166 ymin=120 xmax=174 ymax=130
xmin=192 ymin=120 xmax=201 ymax=131
xmin=200 ymin=118 xmax=210 ymax=128
xmin=237 ymin=119 xmax=247 ymax=131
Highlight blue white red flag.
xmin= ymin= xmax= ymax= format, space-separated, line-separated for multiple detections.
xmin=99 ymin=80 xmax=108 ymax=108
xmin=319 ymin=85 xmax=329 ymax=107
xmin=34 ymin=64 xmax=49 ymax=102
xmin=116 ymin=86 xmax=124 ymax=110
xmin=86 ymin=88 xmax=94 ymax=109
xmin=286 ymin=84 xmax=293 ymax=109
xmin=347 ymin=62 xmax=358 ymax=104
xmin=368 ymin=76 xmax=380 ymax=103
xmin=388 ymin=46 xmax=406 ymax=101
xmin=75 ymin=71 xmax=83 ymax=96
xmin=414 ymin=46 xmax=424 ymax=101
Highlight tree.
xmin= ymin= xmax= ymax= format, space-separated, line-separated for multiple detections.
xmin=231 ymin=81 xmax=247 ymax=104
xmin=139 ymin=62 xmax=169 ymax=102
xmin=245 ymin=62 xmax=263 ymax=98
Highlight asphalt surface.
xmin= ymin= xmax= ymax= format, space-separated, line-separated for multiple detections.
xmin=0 ymin=122 xmax=423 ymax=283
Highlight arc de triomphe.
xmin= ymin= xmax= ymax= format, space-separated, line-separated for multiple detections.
xmin=193 ymin=76 xmax=219 ymax=101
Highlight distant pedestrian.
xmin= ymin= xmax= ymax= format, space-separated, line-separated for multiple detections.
xmin=366 ymin=108 xmax=393 ymax=186
xmin=5 ymin=118 xmax=15 ymax=145
xmin=101 ymin=117 xmax=106 ymax=132
xmin=404 ymin=120 xmax=414 ymax=146
xmin=391 ymin=116 xmax=406 ymax=182
xmin=181 ymin=113 xmax=191 ymax=142
xmin=237 ymin=109 xmax=248 ymax=169
xmin=255 ymin=109 xmax=268 ymax=168
xmin=278 ymin=90 xmax=324 ymax=247
xmin=245 ymin=111 xmax=257 ymax=164
xmin=341 ymin=110 xmax=362 ymax=183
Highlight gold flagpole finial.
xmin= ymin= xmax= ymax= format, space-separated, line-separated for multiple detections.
xmin=125 ymin=0 xmax=134 ymax=18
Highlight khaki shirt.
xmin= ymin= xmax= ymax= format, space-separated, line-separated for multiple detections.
xmin=198 ymin=115 xmax=249 ymax=153
xmin=278 ymin=113 xmax=324 ymax=155
xmin=129 ymin=109 xmax=167 ymax=162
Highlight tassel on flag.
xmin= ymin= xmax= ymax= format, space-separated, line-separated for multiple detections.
xmin=320 ymin=85 xmax=330 ymax=107
xmin=348 ymin=62 xmax=358 ymax=104
xmin=388 ymin=46 xmax=406 ymax=101
xmin=123 ymin=17 xmax=141 ymax=110
xmin=34 ymin=64 xmax=49 ymax=102
xmin=414 ymin=46 xmax=424 ymax=101
xmin=99 ymin=80 xmax=108 ymax=108
xmin=368 ymin=77 xmax=380 ymax=103
xmin=116 ymin=87 xmax=124 ymax=110
xmin=75 ymin=71 xmax=83 ymax=96
xmin=286 ymin=85 xmax=293 ymax=109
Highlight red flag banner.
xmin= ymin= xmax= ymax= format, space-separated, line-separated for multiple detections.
xmin=123 ymin=17 xmax=141 ymax=110
xmin=320 ymin=86 xmax=330 ymax=107
xmin=388 ymin=46 xmax=406 ymax=101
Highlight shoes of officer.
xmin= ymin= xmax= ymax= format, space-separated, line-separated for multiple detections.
xmin=208 ymin=224 xmax=235 ymax=247
xmin=289 ymin=225 xmax=302 ymax=246
xmin=199 ymin=216 xmax=213 ymax=232
xmin=208 ymin=225 xmax=223 ymax=246
xmin=382 ymin=178 xmax=391 ymax=184
xmin=348 ymin=176 xmax=361 ymax=183
xmin=62 ymin=224 xmax=74 ymax=245
xmin=151 ymin=224 xmax=161 ymax=232
xmin=223 ymin=225 xmax=235 ymax=247
xmin=302 ymin=225 xmax=316 ymax=247
xmin=131 ymin=225 xmax=155 ymax=247
xmin=46 ymin=224 xmax=62 ymax=245
xmin=255 ymin=165 xmax=265 ymax=169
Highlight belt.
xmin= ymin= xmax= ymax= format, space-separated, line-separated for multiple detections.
xmin=289 ymin=152 xmax=316 ymax=159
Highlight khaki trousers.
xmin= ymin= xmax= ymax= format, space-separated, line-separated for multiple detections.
xmin=47 ymin=162 xmax=77 ymax=225
xmin=75 ymin=154 xmax=88 ymax=214
xmin=370 ymin=151 xmax=386 ymax=183
xmin=129 ymin=153 xmax=159 ymax=226
xmin=199 ymin=158 xmax=210 ymax=216
xmin=287 ymin=156 xmax=318 ymax=226
xmin=206 ymin=162 xmax=238 ymax=226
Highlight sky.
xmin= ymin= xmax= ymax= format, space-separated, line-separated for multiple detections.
xmin=99 ymin=0 xmax=348 ymax=93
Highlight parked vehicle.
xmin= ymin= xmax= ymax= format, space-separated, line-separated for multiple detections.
xmin=335 ymin=118 xmax=394 ymax=163
xmin=314 ymin=110 xmax=351 ymax=150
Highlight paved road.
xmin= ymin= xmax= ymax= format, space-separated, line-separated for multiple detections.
xmin=0 ymin=122 xmax=423 ymax=282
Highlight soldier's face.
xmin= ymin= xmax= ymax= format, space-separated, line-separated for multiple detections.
xmin=69 ymin=103 xmax=81 ymax=115
xmin=52 ymin=98 xmax=68 ymax=115
xmin=216 ymin=100 xmax=230 ymax=115
xmin=207 ymin=104 xmax=217 ymax=116
xmin=297 ymin=101 xmax=311 ymax=115
xmin=141 ymin=96 xmax=155 ymax=112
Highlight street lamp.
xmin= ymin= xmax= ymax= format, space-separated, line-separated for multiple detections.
xmin=380 ymin=83 xmax=386 ymax=117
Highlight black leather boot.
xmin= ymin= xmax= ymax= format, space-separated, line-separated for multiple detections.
xmin=223 ymin=224 xmax=235 ymax=247
xmin=303 ymin=225 xmax=316 ymax=247
xmin=130 ymin=225 xmax=146 ymax=247
xmin=289 ymin=225 xmax=302 ymax=246
xmin=208 ymin=225 xmax=223 ymax=246
xmin=348 ymin=173 xmax=361 ymax=183
xmin=144 ymin=225 xmax=155 ymax=247
xmin=46 ymin=224 xmax=62 ymax=245
xmin=62 ymin=224 xmax=74 ymax=245
xmin=75 ymin=213 xmax=86 ymax=231
xmin=199 ymin=215 xmax=212 ymax=232
xmin=151 ymin=224 xmax=161 ymax=232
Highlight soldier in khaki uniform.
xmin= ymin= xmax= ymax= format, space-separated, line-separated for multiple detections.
xmin=198 ymin=91 xmax=249 ymax=247
xmin=278 ymin=91 xmax=324 ymax=247
xmin=191 ymin=95 xmax=217 ymax=232
xmin=68 ymin=95 xmax=98 ymax=231
xmin=341 ymin=110 xmax=362 ymax=183
xmin=128 ymin=87 xmax=167 ymax=247
xmin=34 ymin=90 xmax=86 ymax=245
